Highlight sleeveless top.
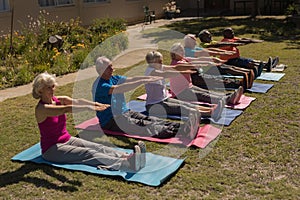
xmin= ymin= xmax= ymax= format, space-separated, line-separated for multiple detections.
xmin=38 ymin=96 xmax=71 ymax=153
xmin=144 ymin=65 xmax=169 ymax=105
xmin=169 ymin=58 xmax=193 ymax=96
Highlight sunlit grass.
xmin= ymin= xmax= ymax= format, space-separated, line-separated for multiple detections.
xmin=0 ymin=16 xmax=299 ymax=199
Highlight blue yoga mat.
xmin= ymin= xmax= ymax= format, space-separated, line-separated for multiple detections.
xmin=247 ymin=82 xmax=274 ymax=93
xmin=128 ymin=101 xmax=243 ymax=126
xmin=210 ymin=108 xmax=243 ymax=126
xmin=11 ymin=143 xmax=184 ymax=187
xmin=256 ymin=72 xmax=285 ymax=81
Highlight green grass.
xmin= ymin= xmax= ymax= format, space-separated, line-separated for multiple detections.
xmin=0 ymin=16 xmax=299 ymax=199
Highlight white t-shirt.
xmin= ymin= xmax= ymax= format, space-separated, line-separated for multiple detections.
xmin=144 ymin=65 xmax=169 ymax=105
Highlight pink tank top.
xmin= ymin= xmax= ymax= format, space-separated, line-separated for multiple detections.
xmin=38 ymin=96 xmax=71 ymax=153
xmin=169 ymin=58 xmax=193 ymax=96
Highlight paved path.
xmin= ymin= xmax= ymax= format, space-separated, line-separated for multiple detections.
xmin=0 ymin=17 xmax=197 ymax=102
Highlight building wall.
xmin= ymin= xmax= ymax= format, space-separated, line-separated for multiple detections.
xmin=0 ymin=0 xmax=292 ymax=35
xmin=176 ymin=0 xmax=277 ymax=16
xmin=0 ymin=0 xmax=170 ymax=34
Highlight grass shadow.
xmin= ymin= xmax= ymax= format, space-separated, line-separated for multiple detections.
xmin=0 ymin=163 xmax=82 ymax=192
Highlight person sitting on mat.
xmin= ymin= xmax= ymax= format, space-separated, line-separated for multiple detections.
xmin=199 ymin=29 xmax=265 ymax=78
xmin=183 ymin=33 xmax=253 ymax=90
xmin=32 ymin=72 xmax=146 ymax=172
xmin=220 ymin=27 xmax=279 ymax=73
xmin=184 ymin=34 xmax=235 ymax=59
xmin=145 ymin=50 xmax=218 ymax=121
xmin=92 ymin=56 xmax=198 ymax=139
xmin=198 ymin=29 xmax=277 ymax=75
xmin=168 ymin=43 xmax=244 ymax=109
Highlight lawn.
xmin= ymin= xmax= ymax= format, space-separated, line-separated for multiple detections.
xmin=0 ymin=16 xmax=299 ymax=199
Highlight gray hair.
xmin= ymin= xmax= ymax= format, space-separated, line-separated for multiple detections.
xmin=183 ymin=34 xmax=197 ymax=48
xmin=32 ymin=72 xmax=57 ymax=99
xmin=95 ymin=56 xmax=111 ymax=75
xmin=170 ymin=42 xmax=184 ymax=57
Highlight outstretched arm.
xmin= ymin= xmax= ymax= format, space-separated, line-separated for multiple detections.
xmin=194 ymin=48 xmax=235 ymax=57
xmin=109 ymin=76 xmax=163 ymax=94
xmin=58 ymin=96 xmax=109 ymax=111
xmin=150 ymin=68 xmax=196 ymax=78
xmin=237 ymin=38 xmax=264 ymax=44
xmin=125 ymin=76 xmax=157 ymax=82
xmin=35 ymin=96 xmax=110 ymax=123
xmin=204 ymin=42 xmax=245 ymax=48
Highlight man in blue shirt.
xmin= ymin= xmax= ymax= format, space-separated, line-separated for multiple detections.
xmin=92 ymin=56 xmax=198 ymax=139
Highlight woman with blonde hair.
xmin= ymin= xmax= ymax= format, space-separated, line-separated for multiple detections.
xmin=32 ymin=72 xmax=146 ymax=172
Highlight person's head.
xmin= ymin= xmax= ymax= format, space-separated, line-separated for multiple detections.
xmin=145 ymin=51 xmax=163 ymax=65
xmin=183 ymin=34 xmax=197 ymax=48
xmin=198 ymin=29 xmax=212 ymax=43
xmin=170 ymin=42 xmax=185 ymax=61
xmin=223 ymin=27 xmax=234 ymax=39
xmin=32 ymin=72 xmax=58 ymax=99
xmin=95 ymin=56 xmax=113 ymax=80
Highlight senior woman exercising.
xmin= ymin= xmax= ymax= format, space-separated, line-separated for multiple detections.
xmin=32 ymin=72 xmax=146 ymax=172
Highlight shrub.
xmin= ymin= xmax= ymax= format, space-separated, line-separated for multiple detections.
xmin=0 ymin=11 xmax=128 ymax=89
xmin=13 ymin=66 xmax=34 ymax=86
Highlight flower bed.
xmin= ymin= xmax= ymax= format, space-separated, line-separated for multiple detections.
xmin=0 ymin=11 xmax=128 ymax=89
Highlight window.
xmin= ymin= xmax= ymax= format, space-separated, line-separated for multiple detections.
xmin=38 ymin=0 xmax=74 ymax=7
xmin=0 ymin=0 xmax=9 ymax=12
xmin=83 ymin=0 xmax=110 ymax=3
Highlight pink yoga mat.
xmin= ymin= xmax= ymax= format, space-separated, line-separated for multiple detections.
xmin=224 ymin=95 xmax=256 ymax=110
xmin=75 ymin=117 xmax=221 ymax=148
xmin=137 ymin=94 xmax=255 ymax=110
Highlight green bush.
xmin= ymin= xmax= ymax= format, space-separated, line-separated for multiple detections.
xmin=13 ymin=66 xmax=34 ymax=86
xmin=285 ymin=3 xmax=299 ymax=16
xmin=0 ymin=11 xmax=128 ymax=89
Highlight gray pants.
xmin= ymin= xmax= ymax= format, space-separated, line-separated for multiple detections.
xmin=103 ymin=110 xmax=180 ymax=138
xmin=146 ymin=98 xmax=199 ymax=118
xmin=176 ymin=85 xmax=225 ymax=104
xmin=42 ymin=136 xmax=127 ymax=170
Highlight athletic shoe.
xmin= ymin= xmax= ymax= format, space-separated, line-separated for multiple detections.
xmin=226 ymin=86 xmax=243 ymax=105
xmin=226 ymin=91 xmax=236 ymax=105
xmin=233 ymin=86 xmax=244 ymax=104
xmin=272 ymin=56 xmax=279 ymax=68
xmin=258 ymin=62 xmax=264 ymax=77
xmin=138 ymin=141 xmax=146 ymax=169
xmin=211 ymin=99 xmax=225 ymax=120
xmin=127 ymin=145 xmax=141 ymax=172
xmin=183 ymin=112 xmax=199 ymax=139
xmin=265 ymin=57 xmax=272 ymax=72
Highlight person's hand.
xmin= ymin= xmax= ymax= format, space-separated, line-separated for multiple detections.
xmin=146 ymin=76 xmax=164 ymax=82
xmin=212 ymin=57 xmax=227 ymax=63
xmin=232 ymin=42 xmax=246 ymax=46
xmin=90 ymin=103 xmax=110 ymax=111
xmin=180 ymin=69 xmax=197 ymax=74
xmin=223 ymin=51 xmax=236 ymax=56
xmin=206 ymin=61 xmax=222 ymax=67
xmin=240 ymin=38 xmax=263 ymax=43
xmin=207 ymin=61 xmax=219 ymax=67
